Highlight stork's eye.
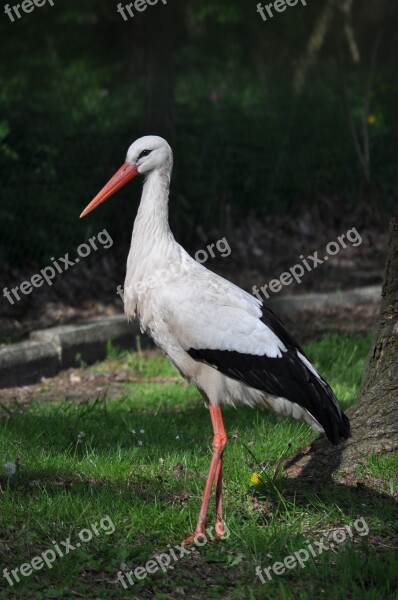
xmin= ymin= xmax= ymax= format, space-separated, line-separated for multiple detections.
xmin=137 ymin=149 xmax=152 ymax=160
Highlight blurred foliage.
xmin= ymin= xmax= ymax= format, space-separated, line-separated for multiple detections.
xmin=0 ymin=0 xmax=397 ymax=266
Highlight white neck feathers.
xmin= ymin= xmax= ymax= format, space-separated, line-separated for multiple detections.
xmin=123 ymin=165 xmax=179 ymax=320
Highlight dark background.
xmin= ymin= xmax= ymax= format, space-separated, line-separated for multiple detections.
xmin=0 ymin=0 xmax=397 ymax=336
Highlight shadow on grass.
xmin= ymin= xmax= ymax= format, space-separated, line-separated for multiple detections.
xmin=279 ymin=434 xmax=398 ymax=536
xmin=2 ymin=401 xmax=397 ymax=536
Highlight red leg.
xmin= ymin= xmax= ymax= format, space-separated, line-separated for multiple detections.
xmin=212 ymin=407 xmax=227 ymax=538
xmin=184 ymin=405 xmax=227 ymax=544
xmin=214 ymin=456 xmax=225 ymax=537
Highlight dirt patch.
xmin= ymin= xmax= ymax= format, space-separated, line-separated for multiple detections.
xmin=0 ymin=350 xmax=181 ymax=409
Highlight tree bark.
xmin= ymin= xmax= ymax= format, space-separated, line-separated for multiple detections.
xmin=341 ymin=215 xmax=398 ymax=462
xmin=285 ymin=216 xmax=398 ymax=478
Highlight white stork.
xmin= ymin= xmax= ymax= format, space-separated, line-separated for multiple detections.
xmin=80 ymin=136 xmax=351 ymax=542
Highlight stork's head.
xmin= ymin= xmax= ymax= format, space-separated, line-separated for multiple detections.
xmin=80 ymin=135 xmax=172 ymax=218
xmin=127 ymin=135 xmax=173 ymax=174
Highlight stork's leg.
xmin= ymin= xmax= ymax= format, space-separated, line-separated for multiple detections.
xmin=212 ymin=407 xmax=227 ymax=538
xmin=214 ymin=454 xmax=225 ymax=537
xmin=184 ymin=405 xmax=227 ymax=544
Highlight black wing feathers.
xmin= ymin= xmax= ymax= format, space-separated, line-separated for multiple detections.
xmin=188 ymin=306 xmax=351 ymax=445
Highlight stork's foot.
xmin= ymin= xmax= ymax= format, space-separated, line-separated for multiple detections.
xmin=183 ymin=520 xmax=227 ymax=546
xmin=214 ymin=520 xmax=227 ymax=539
xmin=182 ymin=530 xmax=207 ymax=546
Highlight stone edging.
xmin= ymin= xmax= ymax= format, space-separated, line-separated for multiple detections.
xmin=0 ymin=316 xmax=141 ymax=389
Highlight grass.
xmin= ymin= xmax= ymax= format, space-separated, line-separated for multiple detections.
xmin=0 ymin=333 xmax=397 ymax=599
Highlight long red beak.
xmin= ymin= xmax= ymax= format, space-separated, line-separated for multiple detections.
xmin=80 ymin=162 xmax=139 ymax=218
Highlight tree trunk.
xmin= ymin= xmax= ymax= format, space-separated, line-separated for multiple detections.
xmin=285 ymin=216 xmax=398 ymax=478
xmin=348 ymin=216 xmax=398 ymax=458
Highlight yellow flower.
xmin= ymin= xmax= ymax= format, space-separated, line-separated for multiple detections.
xmin=368 ymin=114 xmax=377 ymax=126
xmin=250 ymin=472 xmax=263 ymax=485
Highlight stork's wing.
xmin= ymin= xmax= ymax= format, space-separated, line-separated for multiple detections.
xmin=159 ymin=276 xmax=350 ymax=444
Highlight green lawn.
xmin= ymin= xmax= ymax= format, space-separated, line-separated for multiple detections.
xmin=0 ymin=334 xmax=397 ymax=599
